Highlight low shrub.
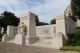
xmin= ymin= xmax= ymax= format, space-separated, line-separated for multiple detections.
xmin=67 ymin=29 xmax=80 ymax=46
xmin=0 ymin=33 xmax=3 ymax=41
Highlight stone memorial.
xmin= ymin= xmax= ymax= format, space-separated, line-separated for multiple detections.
xmin=14 ymin=12 xmax=39 ymax=45
xmin=2 ymin=11 xmax=76 ymax=49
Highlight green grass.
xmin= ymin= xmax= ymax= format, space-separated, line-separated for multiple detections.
xmin=60 ymin=46 xmax=80 ymax=51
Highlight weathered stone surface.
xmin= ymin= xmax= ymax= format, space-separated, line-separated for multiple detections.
xmin=2 ymin=12 xmax=76 ymax=49
xmin=0 ymin=42 xmax=80 ymax=53
xmin=14 ymin=12 xmax=39 ymax=45
xmin=7 ymin=26 xmax=17 ymax=37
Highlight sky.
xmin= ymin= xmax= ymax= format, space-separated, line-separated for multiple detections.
xmin=0 ymin=0 xmax=70 ymax=23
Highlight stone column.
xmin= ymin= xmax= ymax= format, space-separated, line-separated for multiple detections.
xmin=1 ymin=28 xmax=4 ymax=34
xmin=20 ymin=12 xmax=38 ymax=45
xmin=56 ymin=15 xmax=67 ymax=37
xmin=14 ymin=12 xmax=39 ymax=45
xmin=14 ymin=24 xmax=26 ymax=45
xmin=52 ymin=32 xmax=63 ymax=49
xmin=21 ymin=12 xmax=39 ymax=45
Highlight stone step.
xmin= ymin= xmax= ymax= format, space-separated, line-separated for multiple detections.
xmin=32 ymin=44 xmax=52 ymax=48
xmin=0 ymin=42 xmax=54 ymax=53
xmin=35 ymin=39 xmax=52 ymax=44
xmin=6 ymin=37 xmax=15 ymax=41
xmin=31 ymin=39 xmax=53 ymax=48
xmin=6 ymin=39 xmax=15 ymax=43
xmin=2 ymin=36 xmax=15 ymax=42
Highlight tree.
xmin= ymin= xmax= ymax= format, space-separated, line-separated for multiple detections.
xmin=68 ymin=13 xmax=77 ymax=22
xmin=35 ymin=15 xmax=49 ymax=26
xmin=50 ymin=19 xmax=56 ymax=24
xmin=0 ymin=11 xmax=20 ymax=31
xmin=71 ymin=0 xmax=80 ymax=20
xmin=35 ymin=15 xmax=39 ymax=26
xmin=67 ymin=29 xmax=80 ymax=46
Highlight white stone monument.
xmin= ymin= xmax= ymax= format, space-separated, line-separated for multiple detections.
xmin=14 ymin=12 xmax=39 ymax=45
xmin=2 ymin=11 xmax=76 ymax=49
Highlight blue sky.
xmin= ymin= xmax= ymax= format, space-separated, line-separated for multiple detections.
xmin=0 ymin=0 xmax=70 ymax=23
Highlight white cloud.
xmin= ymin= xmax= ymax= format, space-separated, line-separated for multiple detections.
xmin=0 ymin=0 xmax=70 ymax=23
xmin=29 ymin=0 xmax=70 ymax=22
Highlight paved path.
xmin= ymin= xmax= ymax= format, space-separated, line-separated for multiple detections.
xmin=0 ymin=42 xmax=80 ymax=53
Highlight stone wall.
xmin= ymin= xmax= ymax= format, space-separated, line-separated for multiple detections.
xmin=7 ymin=26 xmax=17 ymax=37
xmin=65 ymin=16 xmax=76 ymax=33
xmin=36 ymin=25 xmax=63 ymax=49
xmin=2 ymin=12 xmax=76 ymax=49
xmin=36 ymin=25 xmax=56 ymax=38
xmin=52 ymin=32 xmax=63 ymax=49
xmin=2 ymin=26 xmax=17 ymax=42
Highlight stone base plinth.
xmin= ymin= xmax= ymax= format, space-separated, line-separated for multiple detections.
xmin=25 ymin=36 xmax=39 ymax=45
xmin=14 ymin=34 xmax=24 ymax=45
xmin=14 ymin=34 xmax=39 ymax=45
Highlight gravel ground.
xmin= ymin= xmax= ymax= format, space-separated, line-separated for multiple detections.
xmin=0 ymin=42 xmax=80 ymax=53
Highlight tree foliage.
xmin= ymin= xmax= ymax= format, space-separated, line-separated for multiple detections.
xmin=0 ymin=11 xmax=20 ymax=30
xmin=68 ymin=13 xmax=77 ymax=22
xmin=35 ymin=15 xmax=49 ymax=26
xmin=50 ymin=19 xmax=56 ymax=24
xmin=71 ymin=0 xmax=80 ymax=19
xmin=67 ymin=29 xmax=80 ymax=46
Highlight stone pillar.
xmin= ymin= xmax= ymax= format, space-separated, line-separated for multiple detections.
xmin=2 ymin=34 xmax=7 ymax=41
xmin=22 ymin=12 xmax=39 ymax=45
xmin=56 ymin=15 xmax=76 ymax=38
xmin=14 ymin=12 xmax=39 ymax=45
xmin=56 ymin=15 xmax=67 ymax=37
xmin=1 ymin=28 xmax=4 ymax=34
xmin=14 ymin=24 xmax=26 ymax=45
xmin=52 ymin=32 xmax=63 ymax=49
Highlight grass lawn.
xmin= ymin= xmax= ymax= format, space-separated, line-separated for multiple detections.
xmin=60 ymin=46 xmax=80 ymax=51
